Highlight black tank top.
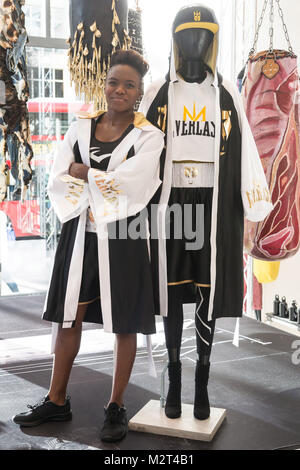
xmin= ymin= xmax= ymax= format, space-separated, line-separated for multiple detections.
xmin=89 ymin=114 xmax=134 ymax=170
xmin=86 ymin=115 xmax=134 ymax=232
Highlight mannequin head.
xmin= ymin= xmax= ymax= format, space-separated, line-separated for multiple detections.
xmin=175 ymin=28 xmax=213 ymax=62
xmin=171 ymin=4 xmax=219 ymax=82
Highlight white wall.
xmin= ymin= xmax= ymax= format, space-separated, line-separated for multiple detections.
xmin=141 ymin=0 xmax=240 ymax=86
xmin=254 ymin=0 xmax=300 ymax=315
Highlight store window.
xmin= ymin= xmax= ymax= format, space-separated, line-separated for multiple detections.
xmin=28 ymin=65 xmax=64 ymax=99
xmin=23 ymin=0 xmax=70 ymax=40
xmin=23 ymin=0 xmax=46 ymax=37
xmin=50 ymin=0 xmax=70 ymax=39
xmin=0 ymin=1 xmax=85 ymax=297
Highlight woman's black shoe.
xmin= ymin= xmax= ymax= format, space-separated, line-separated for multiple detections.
xmin=100 ymin=402 xmax=128 ymax=442
xmin=165 ymin=361 xmax=182 ymax=419
xmin=194 ymin=361 xmax=210 ymax=420
xmin=12 ymin=395 xmax=72 ymax=427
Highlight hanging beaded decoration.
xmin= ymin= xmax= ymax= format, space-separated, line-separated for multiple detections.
xmin=68 ymin=0 xmax=131 ymax=110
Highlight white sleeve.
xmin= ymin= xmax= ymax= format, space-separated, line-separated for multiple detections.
xmin=47 ymin=121 xmax=89 ymax=223
xmin=223 ymin=80 xmax=273 ymax=222
xmin=139 ymin=78 xmax=166 ymax=116
xmin=88 ymin=128 xmax=164 ymax=225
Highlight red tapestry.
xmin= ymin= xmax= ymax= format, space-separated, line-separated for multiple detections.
xmin=242 ymin=50 xmax=300 ymax=260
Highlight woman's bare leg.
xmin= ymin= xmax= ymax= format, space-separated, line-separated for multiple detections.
xmin=48 ymin=304 xmax=88 ymax=405
xmin=108 ymin=333 xmax=137 ymax=407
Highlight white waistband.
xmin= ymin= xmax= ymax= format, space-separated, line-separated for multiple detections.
xmin=172 ymin=162 xmax=214 ymax=188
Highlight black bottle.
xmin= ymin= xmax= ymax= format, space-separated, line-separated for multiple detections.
xmin=273 ymin=295 xmax=280 ymax=316
xmin=279 ymin=297 xmax=288 ymax=318
xmin=289 ymin=300 xmax=298 ymax=322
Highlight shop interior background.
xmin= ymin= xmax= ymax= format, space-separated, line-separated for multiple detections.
xmin=0 ymin=0 xmax=299 ymax=330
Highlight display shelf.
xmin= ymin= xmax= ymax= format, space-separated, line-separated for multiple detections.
xmin=264 ymin=312 xmax=300 ymax=337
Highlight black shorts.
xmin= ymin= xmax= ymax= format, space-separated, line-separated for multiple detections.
xmin=77 ymin=230 xmax=156 ymax=335
xmin=166 ymin=187 xmax=213 ymax=287
xmin=78 ymin=232 xmax=100 ymax=305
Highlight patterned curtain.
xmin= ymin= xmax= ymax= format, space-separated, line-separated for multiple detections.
xmin=0 ymin=0 xmax=33 ymax=203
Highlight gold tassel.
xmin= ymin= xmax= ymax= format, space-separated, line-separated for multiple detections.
xmin=92 ymin=48 xmax=96 ymax=74
xmin=123 ymin=29 xmax=131 ymax=50
xmin=90 ymin=21 xmax=97 ymax=32
xmin=72 ymin=38 xmax=77 ymax=61
xmin=94 ymin=47 xmax=98 ymax=76
xmin=113 ymin=10 xmax=120 ymax=25
xmin=112 ymin=30 xmax=119 ymax=47
xmin=68 ymin=7 xmax=130 ymax=110
xmin=85 ymin=56 xmax=88 ymax=83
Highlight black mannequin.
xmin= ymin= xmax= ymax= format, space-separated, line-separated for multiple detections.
xmin=162 ymin=5 xmax=219 ymax=421
xmin=165 ymin=24 xmax=216 ymax=367
xmin=176 ymin=29 xmax=214 ymax=83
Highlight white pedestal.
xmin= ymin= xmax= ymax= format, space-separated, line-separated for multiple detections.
xmin=129 ymin=400 xmax=226 ymax=442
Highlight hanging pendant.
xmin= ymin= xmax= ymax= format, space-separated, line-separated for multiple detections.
xmin=262 ymin=56 xmax=280 ymax=79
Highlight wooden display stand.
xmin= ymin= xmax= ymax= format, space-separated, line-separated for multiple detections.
xmin=129 ymin=400 xmax=226 ymax=442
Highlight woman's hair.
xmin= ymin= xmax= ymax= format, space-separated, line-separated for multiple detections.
xmin=110 ymin=49 xmax=149 ymax=78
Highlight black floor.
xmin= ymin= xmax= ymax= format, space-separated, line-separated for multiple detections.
xmin=0 ymin=294 xmax=300 ymax=450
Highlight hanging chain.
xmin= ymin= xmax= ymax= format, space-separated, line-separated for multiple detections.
xmin=275 ymin=0 xmax=294 ymax=54
xmin=249 ymin=0 xmax=294 ymax=58
xmin=249 ymin=0 xmax=268 ymax=57
xmin=268 ymin=0 xmax=274 ymax=53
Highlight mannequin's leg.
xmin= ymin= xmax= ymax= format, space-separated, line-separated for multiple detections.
xmin=194 ymin=286 xmax=215 ymax=420
xmin=163 ymin=285 xmax=184 ymax=418
xmin=163 ymin=286 xmax=184 ymax=361
xmin=48 ymin=304 xmax=88 ymax=405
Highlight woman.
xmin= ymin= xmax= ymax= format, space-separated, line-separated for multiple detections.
xmin=13 ymin=50 xmax=164 ymax=443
